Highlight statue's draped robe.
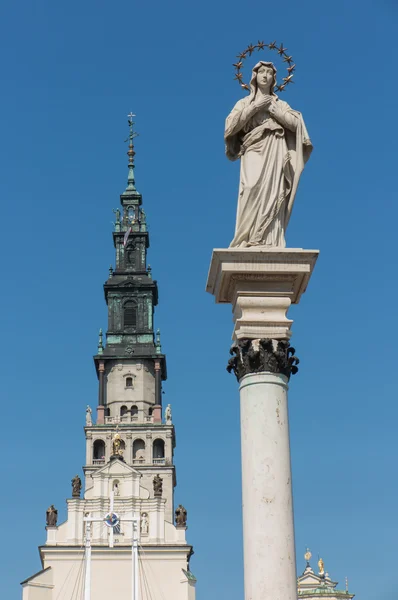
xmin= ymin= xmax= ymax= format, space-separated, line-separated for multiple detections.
xmin=225 ymin=96 xmax=312 ymax=247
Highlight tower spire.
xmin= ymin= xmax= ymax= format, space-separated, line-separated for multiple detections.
xmin=126 ymin=112 xmax=138 ymax=192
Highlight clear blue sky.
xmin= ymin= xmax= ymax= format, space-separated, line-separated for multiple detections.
xmin=0 ymin=1 xmax=396 ymax=599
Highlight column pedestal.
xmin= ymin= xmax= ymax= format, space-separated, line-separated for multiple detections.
xmin=206 ymin=247 xmax=318 ymax=340
xmin=152 ymin=404 xmax=162 ymax=424
xmin=206 ymin=247 xmax=319 ymax=600
xmin=45 ymin=526 xmax=58 ymax=545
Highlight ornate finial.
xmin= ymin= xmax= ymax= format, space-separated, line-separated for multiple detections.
xmin=345 ymin=577 xmax=348 ymax=592
xmin=109 ymin=265 xmax=114 ymax=278
xmin=98 ymin=328 xmax=104 ymax=355
xmin=155 ymin=328 xmax=161 ymax=353
xmin=139 ymin=207 xmax=147 ymax=232
xmin=125 ymin=113 xmax=139 ymax=191
xmin=147 ymin=265 xmax=152 ymax=279
xmin=304 ymin=548 xmax=312 ymax=564
xmin=318 ymin=557 xmax=325 ymax=576
xmin=112 ymin=208 xmax=121 ymax=232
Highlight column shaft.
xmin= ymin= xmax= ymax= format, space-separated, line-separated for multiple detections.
xmin=239 ymin=372 xmax=296 ymax=600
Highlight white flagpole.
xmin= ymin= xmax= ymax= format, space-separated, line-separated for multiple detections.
xmin=132 ymin=520 xmax=139 ymax=600
xmin=84 ymin=521 xmax=92 ymax=600
xmin=109 ymin=491 xmax=115 ymax=548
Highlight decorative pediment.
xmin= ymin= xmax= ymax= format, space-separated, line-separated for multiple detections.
xmin=92 ymin=459 xmax=141 ymax=479
xmin=298 ymin=571 xmax=322 ymax=586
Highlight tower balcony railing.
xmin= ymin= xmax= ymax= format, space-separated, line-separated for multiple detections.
xmin=105 ymin=415 xmax=154 ymax=425
xmin=131 ymin=457 xmax=172 ymax=466
xmin=93 ymin=458 xmax=106 ymax=465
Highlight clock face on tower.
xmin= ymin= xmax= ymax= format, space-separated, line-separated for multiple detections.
xmin=104 ymin=512 xmax=120 ymax=528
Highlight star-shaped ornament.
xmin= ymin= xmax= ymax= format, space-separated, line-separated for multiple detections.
xmin=278 ymin=43 xmax=287 ymax=55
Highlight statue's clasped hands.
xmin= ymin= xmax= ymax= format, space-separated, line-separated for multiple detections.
xmin=253 ymin=94 xmax=273 ymax=111
xmin=253 ymin=94 xmax=279 ymax=119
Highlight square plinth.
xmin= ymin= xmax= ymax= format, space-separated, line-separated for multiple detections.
xmin=206 ymin=248 xmax=319 ymax=340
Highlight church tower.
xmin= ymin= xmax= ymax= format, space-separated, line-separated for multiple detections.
xmin=21 ymin=117 xmax=196 ymax=600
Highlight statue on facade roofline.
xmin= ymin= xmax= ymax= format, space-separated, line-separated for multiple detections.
xmin=318 ymin=558 xmax=325 ymax=576
xmin=86 ymin=405 xmax=92 ymax=426
xmin=175 ymin=504 xmax=187 ymax=527
xmin=71 ymin=475 xmax=82 ymax=498
xmin=112 ymin=431 xmax=124 ymax=457
xmin=46 ymin=505 xmax=58 ymax=527
xmin=153 ymin=474 xmax=163 ymax=497
xmin=226 ymin=46 xmax=312 ymax=248
xmin=165 ymin=403 xmax=172 ymax=424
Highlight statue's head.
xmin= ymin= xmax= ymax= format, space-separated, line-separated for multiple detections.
xmin=250 ymin=61 xmax=277 ymax=97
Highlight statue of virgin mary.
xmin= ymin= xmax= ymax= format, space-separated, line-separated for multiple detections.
xmin=225 ymin=61 xmax=312 ymax=247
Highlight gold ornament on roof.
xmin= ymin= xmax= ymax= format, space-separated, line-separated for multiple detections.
xmin=233 ymin=41 xmax=296 ymax=93
xmin=304 ymin=548 xmax=312 ymax=563
xmin=318 ymin=558 xmax=325 ymax=575
xmin=112 ymin=430 xmax=124 ymax=456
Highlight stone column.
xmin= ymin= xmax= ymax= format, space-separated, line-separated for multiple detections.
xmin=207 ymin=248 xmax=318 ymax=600
xmin=153 ymin=359 xmax=162 ymax=424
xmin=97 ymin=361 xmax=105 ymax=425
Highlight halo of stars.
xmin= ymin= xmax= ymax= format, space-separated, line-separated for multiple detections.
xmin=233 ymin=41 xmax=296 ymax=93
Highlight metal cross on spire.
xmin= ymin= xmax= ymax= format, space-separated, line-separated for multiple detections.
xmin=125 ymin=113 xmax=139 ymax=192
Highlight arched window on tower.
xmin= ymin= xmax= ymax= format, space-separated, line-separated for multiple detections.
xmin=133 ymin=439 xmax=146 ymax=463
xmin=131 ymin=405 xmax=138 ymax=418
xmin=120 ymin=405 xmax=128 ymax=417
xmin=124 ymin=301 xmax=137 ymax=328
xmin=153 ymin=439 xmax=165 ymax=464
xmin=93 ymin=439 xmax=106 ymax=464
xmin=126 ymin=376 xmax=133 ymax=388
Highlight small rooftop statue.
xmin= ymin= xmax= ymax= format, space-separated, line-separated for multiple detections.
xmin=46 ymin=505 xmax=58 ymax=527
xmin=71 ymin=475 xmax=82 ymax=498
xmin=85 ymin=405 xmax=92 ymax=426
xmin=318 ymin=557 xmax=325 ymax=576
xmin=175 ymin=504 xmax=187 ymax=527
xmin=153 ymin=474 xmax=163 ymax=497
xmin=165 ymin=404 xmax=172 ymax=425
xmin=226 ymin=42 xmax=312 ymax=248
xmin=112 ymin=430 xmax=124 ymax=458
